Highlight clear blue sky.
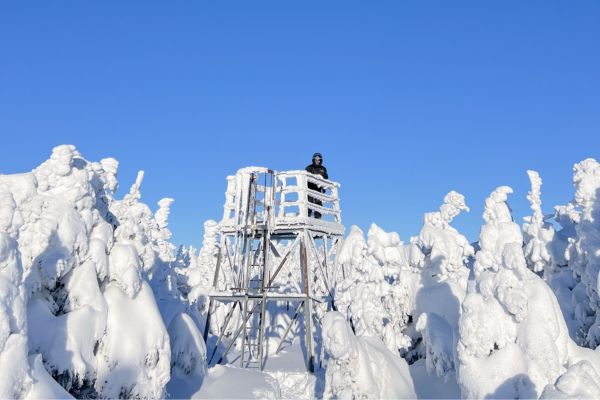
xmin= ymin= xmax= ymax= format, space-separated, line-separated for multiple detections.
xmin=1 ymin=2 xmax=599 ymax=247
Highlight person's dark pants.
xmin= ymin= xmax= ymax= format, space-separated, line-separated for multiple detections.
xmin=308 ymin=197 xmax=322 ymax=219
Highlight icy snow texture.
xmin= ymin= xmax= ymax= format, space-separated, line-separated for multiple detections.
xmin=193 ymin=365 xmax=281 ymax=399
xmin=95 ymin=282 xmax=170 ymax=398
xmin=541 ymin=360 xmax=600 ymax=399
xmin=25 ymin=355 xmax=73 ymax=399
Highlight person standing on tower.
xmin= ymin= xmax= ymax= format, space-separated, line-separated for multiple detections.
xmin=305 ymin=152 xmax=328 ymax=219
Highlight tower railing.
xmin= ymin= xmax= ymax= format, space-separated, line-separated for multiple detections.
xmin=221 ymin=167 xmax=274 ymax=229
xmin=220 ymin=168 xmax=343 ymax=236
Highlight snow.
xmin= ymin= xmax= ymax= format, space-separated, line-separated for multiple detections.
xmin=2 ymin=145 xmax=600 ymax=399
xmin=25 ymin=355 xmax=73 ymax=399
xmin=95 ymin=282 xmax=170 ymax=398
xmin=541 ymin=360 xmax=600 ymax=399
xmin=0 ymin=234 xmax=29 ymax=398
xmin=409 ymin=359 xmax=461 ymax=399
xmin=166 ymin=312 xmax=208 ymax=398
xmin=193 ymin=365 xmax=281 ymax=399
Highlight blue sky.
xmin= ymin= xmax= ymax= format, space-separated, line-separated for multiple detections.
xmin=1 ymin=2 xmax=599 ymax=247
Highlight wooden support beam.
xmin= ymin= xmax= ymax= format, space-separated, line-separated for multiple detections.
xmin=300 ymin=233 xmax=314 ymax=373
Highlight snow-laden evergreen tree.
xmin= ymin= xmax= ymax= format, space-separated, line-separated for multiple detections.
xmin=522 ymin=170 xmax=554 ymax=275
xmin=414 ymin=191 xmax=473 ymax=382
xmin=335 ymin=224 xmax=421 ymax=356
xmin=524 ymin=159 xmax=600 ymax=347
xmin=176 ymin=220 xmax=218 ymax=307
xmin=458 ymin=185 xmax=600 ymax=398
xmin=0 ymin=210 xmax=31 ymax=398
xmin=0 ymin=145 xmax=208 ymax=398
xmin=565 ymin=159 xmax=600 ymax=347
xmin=334 ymin=190 xmax=472 ymax=376
xmin=522 ymin=169 xmax=584 ymax=342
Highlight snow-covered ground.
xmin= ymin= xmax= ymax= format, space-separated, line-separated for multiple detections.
xmin=2 ymin=145 xmax=600 ymax=398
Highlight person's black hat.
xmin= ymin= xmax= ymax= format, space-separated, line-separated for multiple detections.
xmin=312 ymin=152 xmax=322 ymax=159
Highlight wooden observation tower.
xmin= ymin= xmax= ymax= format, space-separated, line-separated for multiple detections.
xmin=203 ymin=167 xmax=344 ymax=372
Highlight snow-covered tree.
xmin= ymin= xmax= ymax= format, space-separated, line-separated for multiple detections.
xmin=334 ymin=190 xmax=473 ymax=376
xmin=185 ymin=220 xmax=219 ymax=306
xmin=458 ymin=185 xmax=600 ymax=398
xmin=523 ymin=170 xmax=555 ymax=274
xmin=525 ymin=159 xmax=600 ymax=346
xmin=335 ymin=224 xmax=420 ymax=356
xmin=0 ymin=145 xmax=207 ymax=398
xmin=565 ymin=159 xmax=600 ymax=347
xmin=414 ymin=191 xmax=473 ymax=382
xmin=322 ymin=311 xmax=415 ymax=399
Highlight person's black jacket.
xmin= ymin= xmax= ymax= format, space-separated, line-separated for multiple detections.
xmin=305 ymin=164 xmax=328 ymax=193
